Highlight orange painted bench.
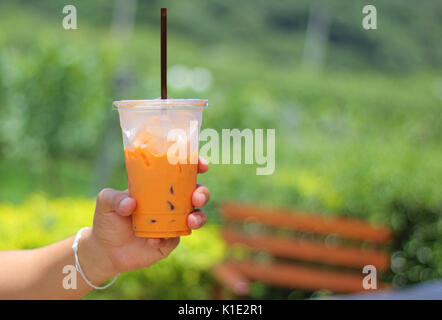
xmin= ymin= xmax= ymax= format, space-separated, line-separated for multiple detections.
xmin=212 ymin=202 xmax=393 ymax=298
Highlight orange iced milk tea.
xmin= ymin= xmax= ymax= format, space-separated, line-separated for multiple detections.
xmin=114 ymin=99 xmax=208 ymax=238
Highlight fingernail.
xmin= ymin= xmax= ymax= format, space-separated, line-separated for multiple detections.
xmin=193 ymin=215 xmax=202 ymax=226
xmin=119 ymin=197 xmax=131 ymax=210
xmin=197 ymin=192 xmax=206 ymax=204
xmin=200 ymin=157 xmax=208 ymax=165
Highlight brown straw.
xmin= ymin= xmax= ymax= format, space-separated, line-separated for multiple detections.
xmin=161 ymin=8 xmax=167 ymax=99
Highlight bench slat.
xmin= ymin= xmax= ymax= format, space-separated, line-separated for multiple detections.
xmin=226 ymin=260 xmax=391 ymax=293
xmin=221 ymin=203 xmax=393 ymax=244
xmin=212 ymin=263 xmax=251 ymax=296
xmin=222 ymin=229 xmax=390 ymax=270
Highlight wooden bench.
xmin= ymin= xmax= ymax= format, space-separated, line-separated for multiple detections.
xmin=212 ymin=202 xmax=394 ymax=298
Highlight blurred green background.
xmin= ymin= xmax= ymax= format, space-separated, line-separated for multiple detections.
xmin=0 ymin=0 xmax=441 ymax=299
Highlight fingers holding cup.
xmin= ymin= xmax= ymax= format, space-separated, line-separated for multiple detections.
xmin=188 ymin=209 xmax=207 ymax=230
xmin=192 ymin=184 xmax=210 ymax=208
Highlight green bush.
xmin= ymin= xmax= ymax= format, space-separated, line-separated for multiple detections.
xmin=0 ymin=38 xmax=112 ymax=162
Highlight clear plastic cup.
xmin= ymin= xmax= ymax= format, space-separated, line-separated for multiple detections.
xmin=114 ymin=99 xmax=208 ymax=238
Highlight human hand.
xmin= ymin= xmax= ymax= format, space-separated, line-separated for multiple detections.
xmin=80 ymin=157 xmax=210 ymax=281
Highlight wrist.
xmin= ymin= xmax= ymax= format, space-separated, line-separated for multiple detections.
xmin=77 ymin=227 xmax=118 ymax=285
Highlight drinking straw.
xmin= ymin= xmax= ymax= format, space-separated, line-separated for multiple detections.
xmin=161 ymin=8 xmax=167 ymax=99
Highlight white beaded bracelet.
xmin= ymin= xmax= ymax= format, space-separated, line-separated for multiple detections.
xmin=72 ymin=227 xmax=119 ymax=290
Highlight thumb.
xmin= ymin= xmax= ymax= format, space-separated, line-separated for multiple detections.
xmin=96 ymin=188 xmax=136 ymax=217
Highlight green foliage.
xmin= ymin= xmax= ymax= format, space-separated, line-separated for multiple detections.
xmin=5 ymin=0 xmax=442 ymax=72
xmin=0 ymin=37 xmax=113 ymax=161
